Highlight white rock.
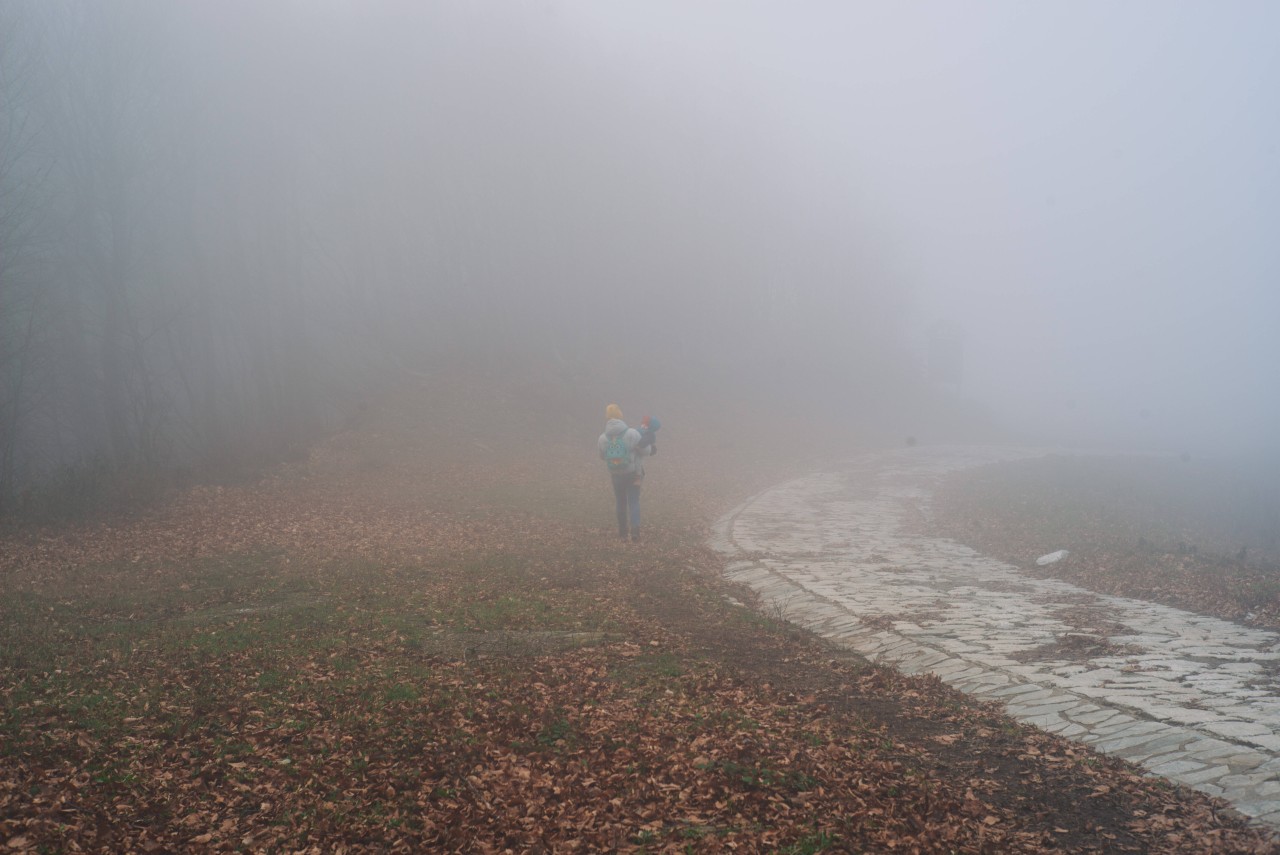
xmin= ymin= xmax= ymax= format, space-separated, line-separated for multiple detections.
xmin=1036 ymin=549 xmax=1069 ymax=565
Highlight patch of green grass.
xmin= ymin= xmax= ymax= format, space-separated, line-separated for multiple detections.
xmin=455 ymin=593 xmax=553 ymax=629
xmin=642 ymin=652 xmax=684 ymax=677
xmin=610 ymin=651 xmax=688 ymax=689
xmin=800 ymin=730 xmax=825 ymax=747
xmin=214 ymin=739 xmax=254 ymax=760
xmin=727 ymin=606 xmax=790 ymax=634
xmin=92 ymin=551 xmax=292 ymax=617
xmin=1 ymin=552 xmax=351 ymax=682
xmin=87 ymin=758 xmax=139 ymax=788
xmin=779 ymin=830 xmax=840 ymax=854
xmin=256 ymin=669 xmax=288 ymax=691
xmin=458 ymin=481 xmax=600 ymax=526
xmin=379 ymin=554 xmax=612 ymax=633
xmin=188 ymin=624 xmax=263 ymax=658
xmin=535 ymin=712 xmax=577 ymax=750
xmin=65 ymin=689 xmax=128 ymax=734
xmin=1242 ymin=577 xmax=1280 ymax=611
xmin=711 ymin=758 xmax=818 ymax=793
xmin=383 ymin=683 xmax=419 ymax=704
xmin=689 ymin=707 xmax=760 ymax=734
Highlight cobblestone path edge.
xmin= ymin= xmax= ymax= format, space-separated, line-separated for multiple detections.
xmin=711 ymin=447 xmax=1280 ymax=828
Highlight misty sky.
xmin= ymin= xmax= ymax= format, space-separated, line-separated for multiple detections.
xmin=5 ymin=0 xmax=1277 ymax=490
xmin=557 ymin=2 xmax=1280 ymax=452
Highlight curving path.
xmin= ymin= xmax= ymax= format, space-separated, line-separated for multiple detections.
xmin=711 ymin=446 xmax=1280 ymax=827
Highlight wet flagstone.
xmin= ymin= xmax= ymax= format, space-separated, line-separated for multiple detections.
xmin=711 ymin=446 xmax=1280 ymax=828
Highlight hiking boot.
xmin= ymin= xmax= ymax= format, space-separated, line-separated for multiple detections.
xmin=630 ymin=530 xmax=641 ymax=542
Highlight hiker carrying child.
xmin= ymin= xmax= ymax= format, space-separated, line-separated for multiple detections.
xmin=598 ymin=404 xmax=657 ymax=541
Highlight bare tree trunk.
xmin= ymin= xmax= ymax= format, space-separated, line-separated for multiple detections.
xmin=0 ymin=303 xmax=38 ymax=512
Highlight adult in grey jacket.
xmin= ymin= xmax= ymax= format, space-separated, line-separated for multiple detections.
xmin=598 ymin=404 xmax=651 ymax=541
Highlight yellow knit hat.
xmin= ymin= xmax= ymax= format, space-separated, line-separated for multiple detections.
xmin=605 ymin=404 xmax=623 ymax=421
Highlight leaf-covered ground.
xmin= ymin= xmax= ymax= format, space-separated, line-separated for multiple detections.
xmin=933 ymin=454 xmax=1280 ymax=632
xmin=3 ymin=384 xmax=1278 ymax=853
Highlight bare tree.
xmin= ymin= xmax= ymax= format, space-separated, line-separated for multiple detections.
xmin=0 ymin=3 xmax=50 ymax=510
xmin=37 ymin=1 xmax=175 ymax=468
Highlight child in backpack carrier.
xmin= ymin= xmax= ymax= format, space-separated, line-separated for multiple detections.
xmin=636 ymin=416 xmax=661 ymax=455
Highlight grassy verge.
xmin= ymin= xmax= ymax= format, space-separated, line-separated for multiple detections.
xmin=934 ymin=453 xmax=1280 ymax=629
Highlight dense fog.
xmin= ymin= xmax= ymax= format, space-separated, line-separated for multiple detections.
xmin=2 ymin=1 xmax=1277 ymax=510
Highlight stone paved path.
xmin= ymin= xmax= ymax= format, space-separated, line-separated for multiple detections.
xmin=711 ymin=446 xmax=1280 ymax=826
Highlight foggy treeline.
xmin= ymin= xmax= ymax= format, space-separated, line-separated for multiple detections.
xmin=0 ymin=2 xmax=925 ymax=514
xmin=8 ymin=2 xmax=1274 ymax=515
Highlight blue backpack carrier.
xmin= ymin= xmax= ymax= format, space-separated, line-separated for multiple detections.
xmin=604 ymin=432 xmax=632 ymax=475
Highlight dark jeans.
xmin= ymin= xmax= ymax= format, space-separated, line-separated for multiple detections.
xmin=611 ymin=473 xmax=641 ymax=537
